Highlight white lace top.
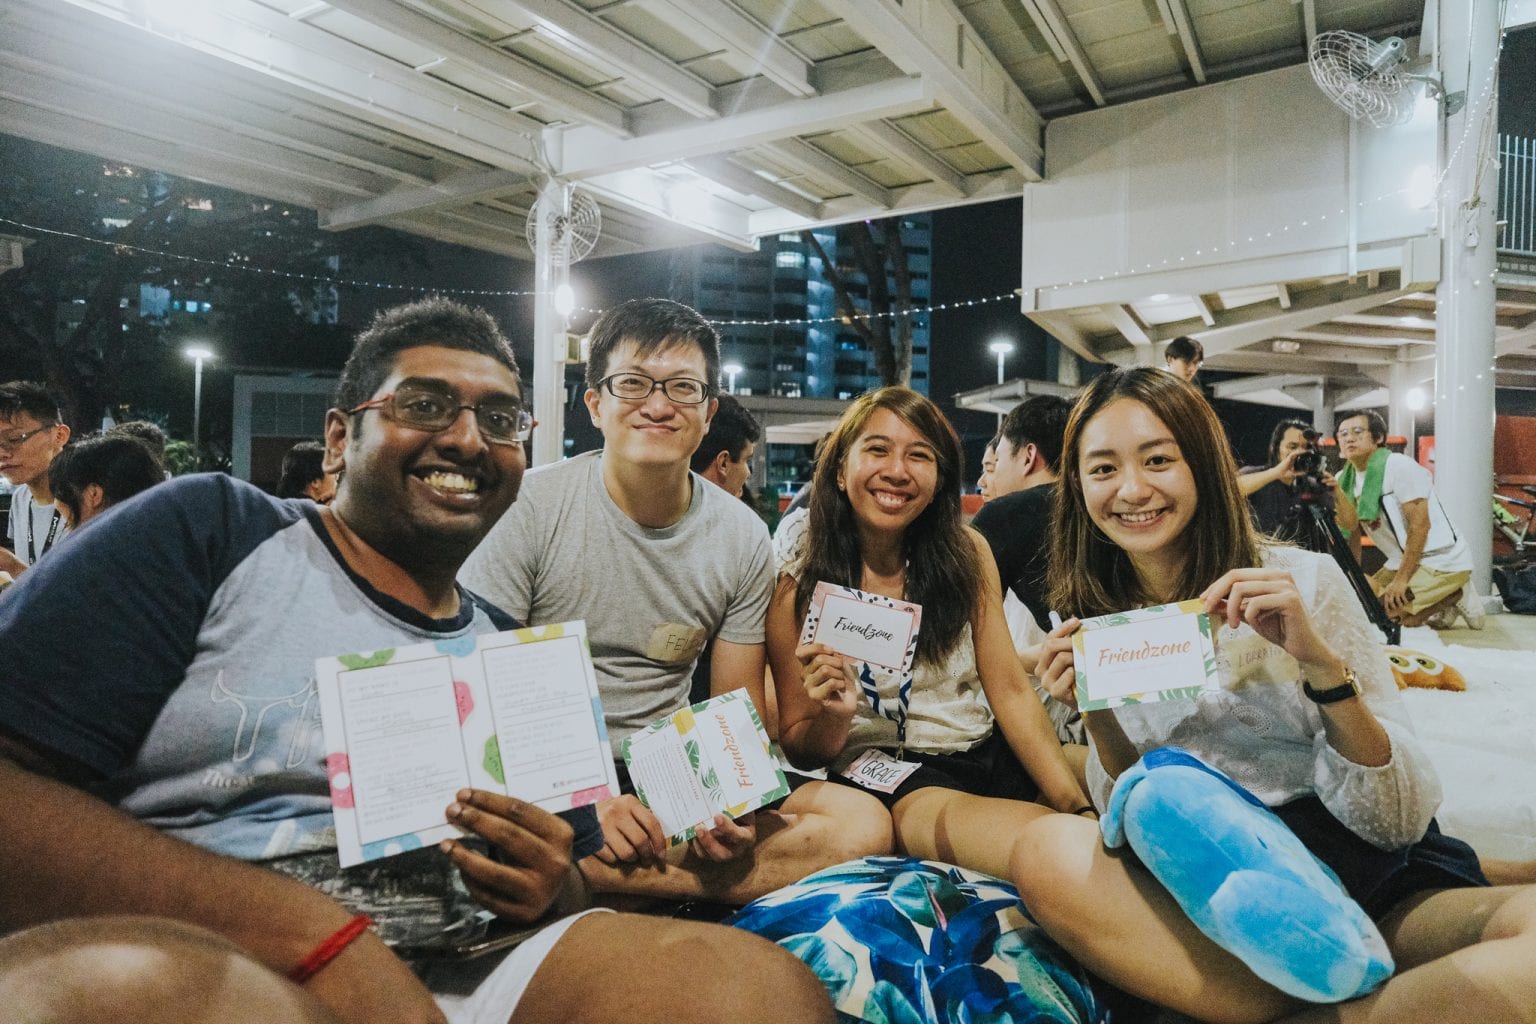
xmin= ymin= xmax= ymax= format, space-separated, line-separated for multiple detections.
xmin=1084 ymin=546 xmax=1442 ymax=850
xmin=773 ymin=508 xmax=994 ymax=772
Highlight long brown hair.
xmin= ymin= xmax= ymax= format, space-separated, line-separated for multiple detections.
xmin=1048 ymin=367 xmax=1261 ymax=618
xmin=796 ymin=387 xmax=981 ymax=667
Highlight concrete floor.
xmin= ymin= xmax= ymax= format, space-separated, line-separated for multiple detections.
xmin=1434 ymin=608 xmax=1536 ymax=651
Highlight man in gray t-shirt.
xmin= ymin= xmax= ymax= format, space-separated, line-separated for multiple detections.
xmin=463 ymin=298 xmax=890 ymax=906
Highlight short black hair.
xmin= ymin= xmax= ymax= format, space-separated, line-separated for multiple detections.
xmin=107 ymin=420 xmax=169 ymax=467
xmin=691 ymin=393 xmax=761 ymax=472
xmin=0 ymin=381 xmax=62 ymax=426
xmin=1266 ymin=418 xmax=1314 ymax=467
xmin=998 ymin=394 xmax=1071 ymax=473
xmin=583 ymin=298 xmax=719 ymax=394
xmin=1338 ymin=409 xmax=1388 ymax=445
xmin=1164 ymin=336 xmax=1204 ymax=363
xmin=48 ymin=433 xmax=164 ymax=524
xmin=334 ymin=298 xmax=520 ymax=413
xmin=276 ymin=440 xmax=327 ymax=498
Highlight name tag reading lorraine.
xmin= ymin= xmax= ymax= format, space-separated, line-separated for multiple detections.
xmin=802 ymin=581 xmax=922 ymax=673
xmin=1071 ymin=600 xmax=1221 ymax=712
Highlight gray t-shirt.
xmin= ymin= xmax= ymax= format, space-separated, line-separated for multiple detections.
xmin=462 ymin=451 xmax=774 ymax=754
xmin=6 ymin=483 xmax=69 ymax=566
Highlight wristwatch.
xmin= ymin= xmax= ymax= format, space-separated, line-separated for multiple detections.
xmin=1302 ymin=666 xmax=1361 ymax=704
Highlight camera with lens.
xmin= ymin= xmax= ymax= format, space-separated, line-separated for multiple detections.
xmin=1291 ymin=429 xmax=1326 ymax=498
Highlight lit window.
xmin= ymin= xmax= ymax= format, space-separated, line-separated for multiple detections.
xmin=775 ymin=251 xmax=805 ymax=269
xmin=777 ymin=233 xmax=800 ymax=243
xmin=201 ymin=302 xmax=212 ymax=313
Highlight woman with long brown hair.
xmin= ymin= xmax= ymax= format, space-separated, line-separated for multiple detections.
xmin=1014 ymin=367 xmax=1530 ymax=1023
xmin=766 ymin=387 xmax=1090 ymax=879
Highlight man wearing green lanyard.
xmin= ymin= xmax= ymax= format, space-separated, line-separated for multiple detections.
xmin=1 ymin=381 xmax=72 ymax=579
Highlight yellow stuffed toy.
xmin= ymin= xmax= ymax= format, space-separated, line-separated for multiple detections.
xmin=1384 ymin=647 xmax=1467 ymax=692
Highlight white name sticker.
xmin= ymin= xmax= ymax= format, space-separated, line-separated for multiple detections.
xmin=840 ymin=749 xmax=921 ymax=794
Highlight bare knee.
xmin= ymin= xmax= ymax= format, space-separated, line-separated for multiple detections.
xmin=786 ymin=783 xmax=894 ymax=863
xmin=1484 ymin=886 xmax=1536 ymax=943
xmin=1010 ymin=813 xmax=1098 ymax=932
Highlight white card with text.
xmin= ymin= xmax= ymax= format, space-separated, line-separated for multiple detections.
xmin=799 ymin=581 xmax=922 ymax=673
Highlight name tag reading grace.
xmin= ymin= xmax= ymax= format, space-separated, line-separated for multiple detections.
xmin=840 ymin=749 xmax=921 ymax=794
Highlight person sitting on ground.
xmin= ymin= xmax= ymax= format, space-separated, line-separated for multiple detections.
xmin=1163 ymin=335 xmax=1203 ymax=383
xmin=277 ymin=440 xmax=338 ymax=504
xmin=976 ymin=434 xmax=1000 ymax=502
xmin=463 ymin=297 xmax=891 ymax=908
xmin=108 ymin=419 xmax=172 ymax=475
xmin=1237 ymin=418 xmax=1336 ymax=544
xmin=1334 ymin=410 xmax=1482 ymax=629
xmin=766 ymin=386 xmax=1093 ymax=883
xmin=0 ymin=381 xmax=71 ymax=578
xmin=48 ymin=432 xmax=166 ymax=529
xmin=690 ymin=393 xmax=761 ymax=501
xmin=967 ymin=394 xmax=1083 ymax=751
xmin=1014 ymin=366 xmax=1527 ymax=1024
xmin=0 ymin=297 xmax=834 ymax=1024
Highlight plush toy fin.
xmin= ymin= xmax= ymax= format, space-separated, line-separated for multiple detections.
xmin=1102 ymin=747 xmax=1394 ymax=1003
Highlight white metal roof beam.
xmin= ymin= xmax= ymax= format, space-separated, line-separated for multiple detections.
xmin=853 ymin=120 xmax=968 ymax=196
xmin=746 ymin=167 xmax=1022 ymax=235
xmin=320 ymin=167 xmax=534 ymax=230
xmin=764 ymin=139 xmax=894 ymax=208
xmin=54 ymin=0 xmax=545 ymax=169
xmin=321 ymin=0 xmax=627 ymax=135
xmin=1104 ymin=304 xmax=1153 ymax=350
xmin=1029 ymin=310 xmax=1101 ymax=362
xmin=654 ymin=0 xmax=815 ymax=97
xmin=500 ymin=0 xmax=717 ymax=117
xmin=1293 ymin=0 xmax=1318 ymax=46
xmin=1210 ymin=373 xmax=1318 ymax=399
xmin=1191 ymin=293 xmax=1217 ymax=326
xmin=579 ymin=169 xmax=758 ymax=251
xmin=555 ymin=73 xmax=932 ymax=178
xmin=1017 ymin=0 xmax=1107 ymax=106
xmin=1155 ymin=0 xmax=1207 ymax=83
xmin=827 ymin=0 xmax=1044 ymax=178
xmin=684 ymin=157 xmax=822 ymax=221
xmin=1189 ymin=280 xmax=1413 ymax=357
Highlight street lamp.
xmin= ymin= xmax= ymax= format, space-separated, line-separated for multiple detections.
xmin=184 ymin=346 xmax=214 ymax=461
xmin=987 ymin=340 xmax=1014 ymax=425
xmin=723 ymin=362 xmax=744 ymax=394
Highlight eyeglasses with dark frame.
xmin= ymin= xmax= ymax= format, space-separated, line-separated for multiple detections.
xmin=598 ymin=372 xmax=714 ymax=406
xmin=0 ymin=423 xmax=56 ymax=453
xmin=347 ymin=385 xmax=534 ymax=444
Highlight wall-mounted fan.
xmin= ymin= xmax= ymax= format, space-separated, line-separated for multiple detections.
xmin=524 ymin=184 xmax=601 ymax=266
xmin=1309 ymin=31 xmax=1453 ymax=127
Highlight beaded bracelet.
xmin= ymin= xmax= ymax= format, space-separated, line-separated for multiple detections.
xmin=288 ymin=915 xmax=373 ymax=984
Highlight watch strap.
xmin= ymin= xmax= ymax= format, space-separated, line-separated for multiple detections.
xmin=1303 ymin=666 xmax=1360 ymax=704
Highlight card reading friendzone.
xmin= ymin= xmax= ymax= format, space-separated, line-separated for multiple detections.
xmin=799 ymin=581 xmax=922 ymax=673
xmin=316 ymin=621 xmax=617 ymax=867
xmin=1071 ymin=600 xmax=1221 ymax=712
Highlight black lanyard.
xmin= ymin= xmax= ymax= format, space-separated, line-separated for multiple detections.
xmin=27 ymin=501 xmax=60 ymax=563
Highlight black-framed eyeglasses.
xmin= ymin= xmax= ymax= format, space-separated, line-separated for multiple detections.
xmin=347 ymin=385 xmax=534 ymax=444
xmin=0 ymin=423 xmax=54 ymax=453
xmin=598 ymin=372 xmax=714 ymax=405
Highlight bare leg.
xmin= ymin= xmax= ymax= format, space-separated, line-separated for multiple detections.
xmin=1280 ymin=885 xmax=1536 ymax=1023
xmin=511 ymin=913 xmax=834 ymax=1024
xmin=891 ymin=788 xmax=1056 ymax=879
xmin=1062 ymin=742 xmax=1090 ymax=795
xmin=580 ymin=780 xmax=892 ymax=904
xmin=1012 ymin=814 xmax=1299 ymax=1024
xmin=1480 ymin=858 xmax=1536 ymax=887
xmin=0 ymin=916 xmax=340 ymax=1024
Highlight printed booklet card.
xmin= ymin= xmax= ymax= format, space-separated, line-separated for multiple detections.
xmin=621 ymin=689 xmax=788 ymax=845
xmin=317 ymin=622 xmax=617 ymax=867
xmin=796 ymin=580 xmax=922 ymax=673
xmin=1071 ymin=600 xmax=1221 ymax=712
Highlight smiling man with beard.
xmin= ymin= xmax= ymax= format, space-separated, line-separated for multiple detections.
xmin=463 ymin=298 xmax=890 ymax=908
xmin=0 ymin=298 xmax=832 ymax=1024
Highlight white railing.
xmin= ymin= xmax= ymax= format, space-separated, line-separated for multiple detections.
xmin=1500 ymin=133 xmax=1536 ymax=256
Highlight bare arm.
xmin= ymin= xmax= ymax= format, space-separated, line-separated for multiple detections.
xmin=0 ymin=734 xmax=445 ymax=1024
xmin=766 ymin=574 xmax=855 ymax=768
xmin=711 ymin=638 xmax=771 ymax=736
xmin=1392 ymin=497 xmax=1431 ymax=584
xmin=0 ymin=546 xmax=25 ymax=577
xmin=1236 ymin=452 xmax=1299 ymax=497
xmin=967 ymin=530 xmax=1089 ymax=813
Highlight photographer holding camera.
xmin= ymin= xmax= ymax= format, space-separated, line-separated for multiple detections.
xmin=1238 ymin=419 xmax=1335 ymax=544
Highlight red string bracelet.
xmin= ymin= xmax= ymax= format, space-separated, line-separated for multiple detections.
xmin=288 ymin=914 xmax=373 ymax=984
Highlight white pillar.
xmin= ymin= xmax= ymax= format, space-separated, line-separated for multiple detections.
xmin=531 ymin=185 xmax=568 ymax=467
xmin=1388 ymin=357 xmax=1413 ymax=447
xmin=1433 ymin=0 xmax=1501 ymax=596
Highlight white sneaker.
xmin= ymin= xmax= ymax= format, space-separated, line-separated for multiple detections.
xmin=1453 ymin=590 xmax=1487 ymax=630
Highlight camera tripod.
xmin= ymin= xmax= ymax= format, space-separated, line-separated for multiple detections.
xmin=1294 ymin=492 xmax=1401 ymax=645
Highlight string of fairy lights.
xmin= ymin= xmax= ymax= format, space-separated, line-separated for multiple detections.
xmin=0 ymin=28 xmax=1514 ymax=341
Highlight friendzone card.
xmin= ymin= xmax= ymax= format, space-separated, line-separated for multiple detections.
xmin=798 ymin=581 xmax=922 ymax=673
xmin=1071 ymin=600 xmax=1221 ymax=711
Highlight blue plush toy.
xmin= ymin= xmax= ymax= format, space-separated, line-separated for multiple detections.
xmin=1100 ymin=747 xmax=1394 ymax=1003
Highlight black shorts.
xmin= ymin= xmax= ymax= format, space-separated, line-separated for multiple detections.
xmin=1271 ymin=796 xmax=1489 ymax=920
xmin=827 ymin=731 xmax=1042 ymax=810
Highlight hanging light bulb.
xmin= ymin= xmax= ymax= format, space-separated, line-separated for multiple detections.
xmin=554 ymin=282 xmax=575 ymax=317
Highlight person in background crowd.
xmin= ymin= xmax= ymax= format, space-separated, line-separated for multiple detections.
xmin=108 ymin=420 xmax=172 ymax=476
xmin=690 ymin=393 xmax=761 ymax=500
xmin=1237 ymin=419 xmax=1335 ymax=544
xmin=0 ymin=381 xmax=71 ymax=578
xmin=976 ymin=434 xmax=1000 ymax=502
xmin=1163 ymin=336 xmax=1203 ymax=383
xmin=48 ymin=433 xmax=166 ymax=529
xmin=277 ymin=441 xmax=338 ymax=504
